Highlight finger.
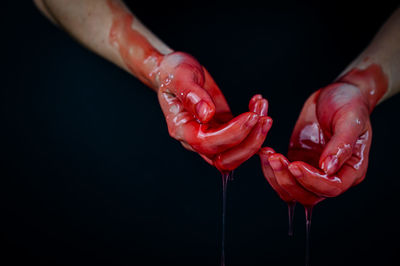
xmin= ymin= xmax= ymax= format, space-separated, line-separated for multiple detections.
xmin=289 ymin=129 xmax=371 ymax=197
xmin=158 ymin=89 xmax=199 ymax=140
xmin=249 ymin=94 xmax=263 ymax=111
xmin=250 ymin=94 xmax=263 ymax=102
xmin=185 ymin=112 xmax=259 ymax=155
xmin=339 ymin=129 xmax=371 ymax=187
xmin=159 ymin=89 xmax=260 ymax=155
xmin=159 ymin=54 xmax=216 ymax=123
xmin=269 ymin=154 xmax=322 ymax=206
xmin=214 ymin=117 xmax=272 ymax=171
xmin=249 ymin=95 xmax=268 ymax=116
xmin=202 ymin=67 xmax=233 ymax=122
xmin=259 ymin=147 xmax=294 ymax=202
xmin=166 ymin=80 xmax=216 ymax=123
xmin=288 ymin=161 xmax=346 ymax=197
xmin=319 ymin=110 xmax=368 ymax=175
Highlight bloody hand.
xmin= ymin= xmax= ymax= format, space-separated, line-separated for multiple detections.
xmin=259 ymin=64 xmax=387 ymax=206
xmin=157 ymin=52 xmax=272 ymax=172
xmin=105 ymin=1 xmax=272 ymax=172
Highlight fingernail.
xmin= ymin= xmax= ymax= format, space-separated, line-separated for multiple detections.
xmin=195 ymin=100 xmax=213 ymax=122
xmin=253 ymin=100 xmax=262 ymax=114
xmin=253 ymin=99 xmax=268 ymax=117
xmin=250 ymin=94 xmax=263 ymax=105
xmin=289 ymin=164 xmax=303 ymax=177
xmin=259 ymin=147 xmax=274 ymax=156
xmin=260 ymin=118 xmax=268 ymax=134
xmin=322 ymin=155 xmax=338 ymax=175
xmin=269 ymin=158 xmax=283 ymax=170
xmin=259 ymin=99 xmax=268 ymax=116
xmin=246 ymin=113 xmax=259 ymax=127
xmin=262 ymin=117 xmax=272 ymax=134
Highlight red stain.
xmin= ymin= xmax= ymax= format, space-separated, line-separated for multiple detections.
xmin=259 ymin=64 xmax=387 ymax=263
xmin=261 ymin=63 xmax=387 ymax=208
xmin=107 ymin=0 xmax=272 ymax=172
xmin=338 ymin=63 xmax=388 ymax=111
xmin=107 ymin=0 xmax=162 ymax=87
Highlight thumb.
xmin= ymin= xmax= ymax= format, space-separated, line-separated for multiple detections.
xmin=159 ymin=53 xmax=216 ymax=123
xmin=319 ymin=109 xmax=368 ymax=175
xmin=167 ymin=81 xmax=216 ymax=123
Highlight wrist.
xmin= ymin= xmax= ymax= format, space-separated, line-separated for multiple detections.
xmin=140 ymin=51 xmax=165 ymax=90
xmin=336 ymin=63 xmax=388 ymax=112
xmin=129 ymin=50 xmax=174 ymax=91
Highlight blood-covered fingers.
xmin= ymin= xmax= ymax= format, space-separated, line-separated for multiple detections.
xmin=289 ymin=156 xmax=369 ymax=198
xmin=288 ymin=161 xmax=345 ymax=197
xmin=158 ymin=89 xmax=198 ymax=140
xmin=259 ymin=147 xmax=294 ymax=202
xmin=214 ymin=116 xmax=272 ymax=171
xmin=249 ymin=95 xmax=268 ymax=117
xmin=158 ymin=52 xmax=216 ymax=123
xmin=163 ymin=81 xmax=216 ymax=123
xmin=284 ymin=129 xmax=371 ymax=199
xmin=201 ymin=67 xmax=232 ymax=122
xmin=268 ymin=154 xmax=322 ymax=206
xmin=318 ymin=109 xmax=369 ymax=175
xmin=334 ymin=129 xmax=371 ymax=189
xmin=184 ymin=112 xmax=259 ymax=155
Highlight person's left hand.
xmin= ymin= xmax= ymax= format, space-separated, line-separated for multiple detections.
xmin=259 ymin=82 xmax=372 ymax=206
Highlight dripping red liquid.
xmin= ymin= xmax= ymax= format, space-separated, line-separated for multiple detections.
xmin=287 ymin=201 xmax=296 ymax=237
xmin=304 ymin=206 xmax=313 ymax=266
xmin=220 ymin=171 xmax=233 ymax=266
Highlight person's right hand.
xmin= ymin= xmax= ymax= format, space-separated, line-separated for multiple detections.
xmin=157 ymin=52 xmax=273 ymax=172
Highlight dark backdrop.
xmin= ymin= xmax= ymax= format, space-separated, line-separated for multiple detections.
xmin=1 ymin=1 xmax=399 ymax=266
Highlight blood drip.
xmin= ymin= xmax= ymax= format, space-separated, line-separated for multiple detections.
xmin=107 ymin=3 xmax=270 ymax=265
xmin=220 ymin=171 xmax=233 ymax=266
xmin=287 ymin=201 xmax=296 ymax=236
xmin=304 ymin=205 xmax=313 ymax=266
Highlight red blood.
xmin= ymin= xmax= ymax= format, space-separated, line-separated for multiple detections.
xmin=107 ymin=1 xmax=272 ymax=172
xmin=260 ymin=63 xmax=388 ymax=208
xmin=107 ymin=0 xmax=162 ymax=87
xmin=337 ymin=63 xmax=389 ymax=111
xmin=259 ymin=64 xmax=387 ymax=266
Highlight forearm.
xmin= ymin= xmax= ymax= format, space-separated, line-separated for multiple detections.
xmin=337 ymin=8 xmax=400 ymax=109
xmin=34 ymin=0 xmax=173 ymax=90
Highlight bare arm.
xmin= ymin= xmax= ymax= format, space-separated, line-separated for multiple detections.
xmin=34 ymin=0 xmax=172 ymax=89
xmin=259 ymin=7 xmax=400 ymax=207
xmin=34 ymin=0 xmax=272 ymax=172
xmin=339 ymin=8 xmax=400 ymax=106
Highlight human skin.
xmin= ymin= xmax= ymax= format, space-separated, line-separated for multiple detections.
xmin=260 ymin=8 xmax=400 ymax=207
xmin=34 ymin=0 xmax=272 ymax=172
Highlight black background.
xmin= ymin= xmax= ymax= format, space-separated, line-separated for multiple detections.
xmin=1 ymin=1 xmax=400 ymax=266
